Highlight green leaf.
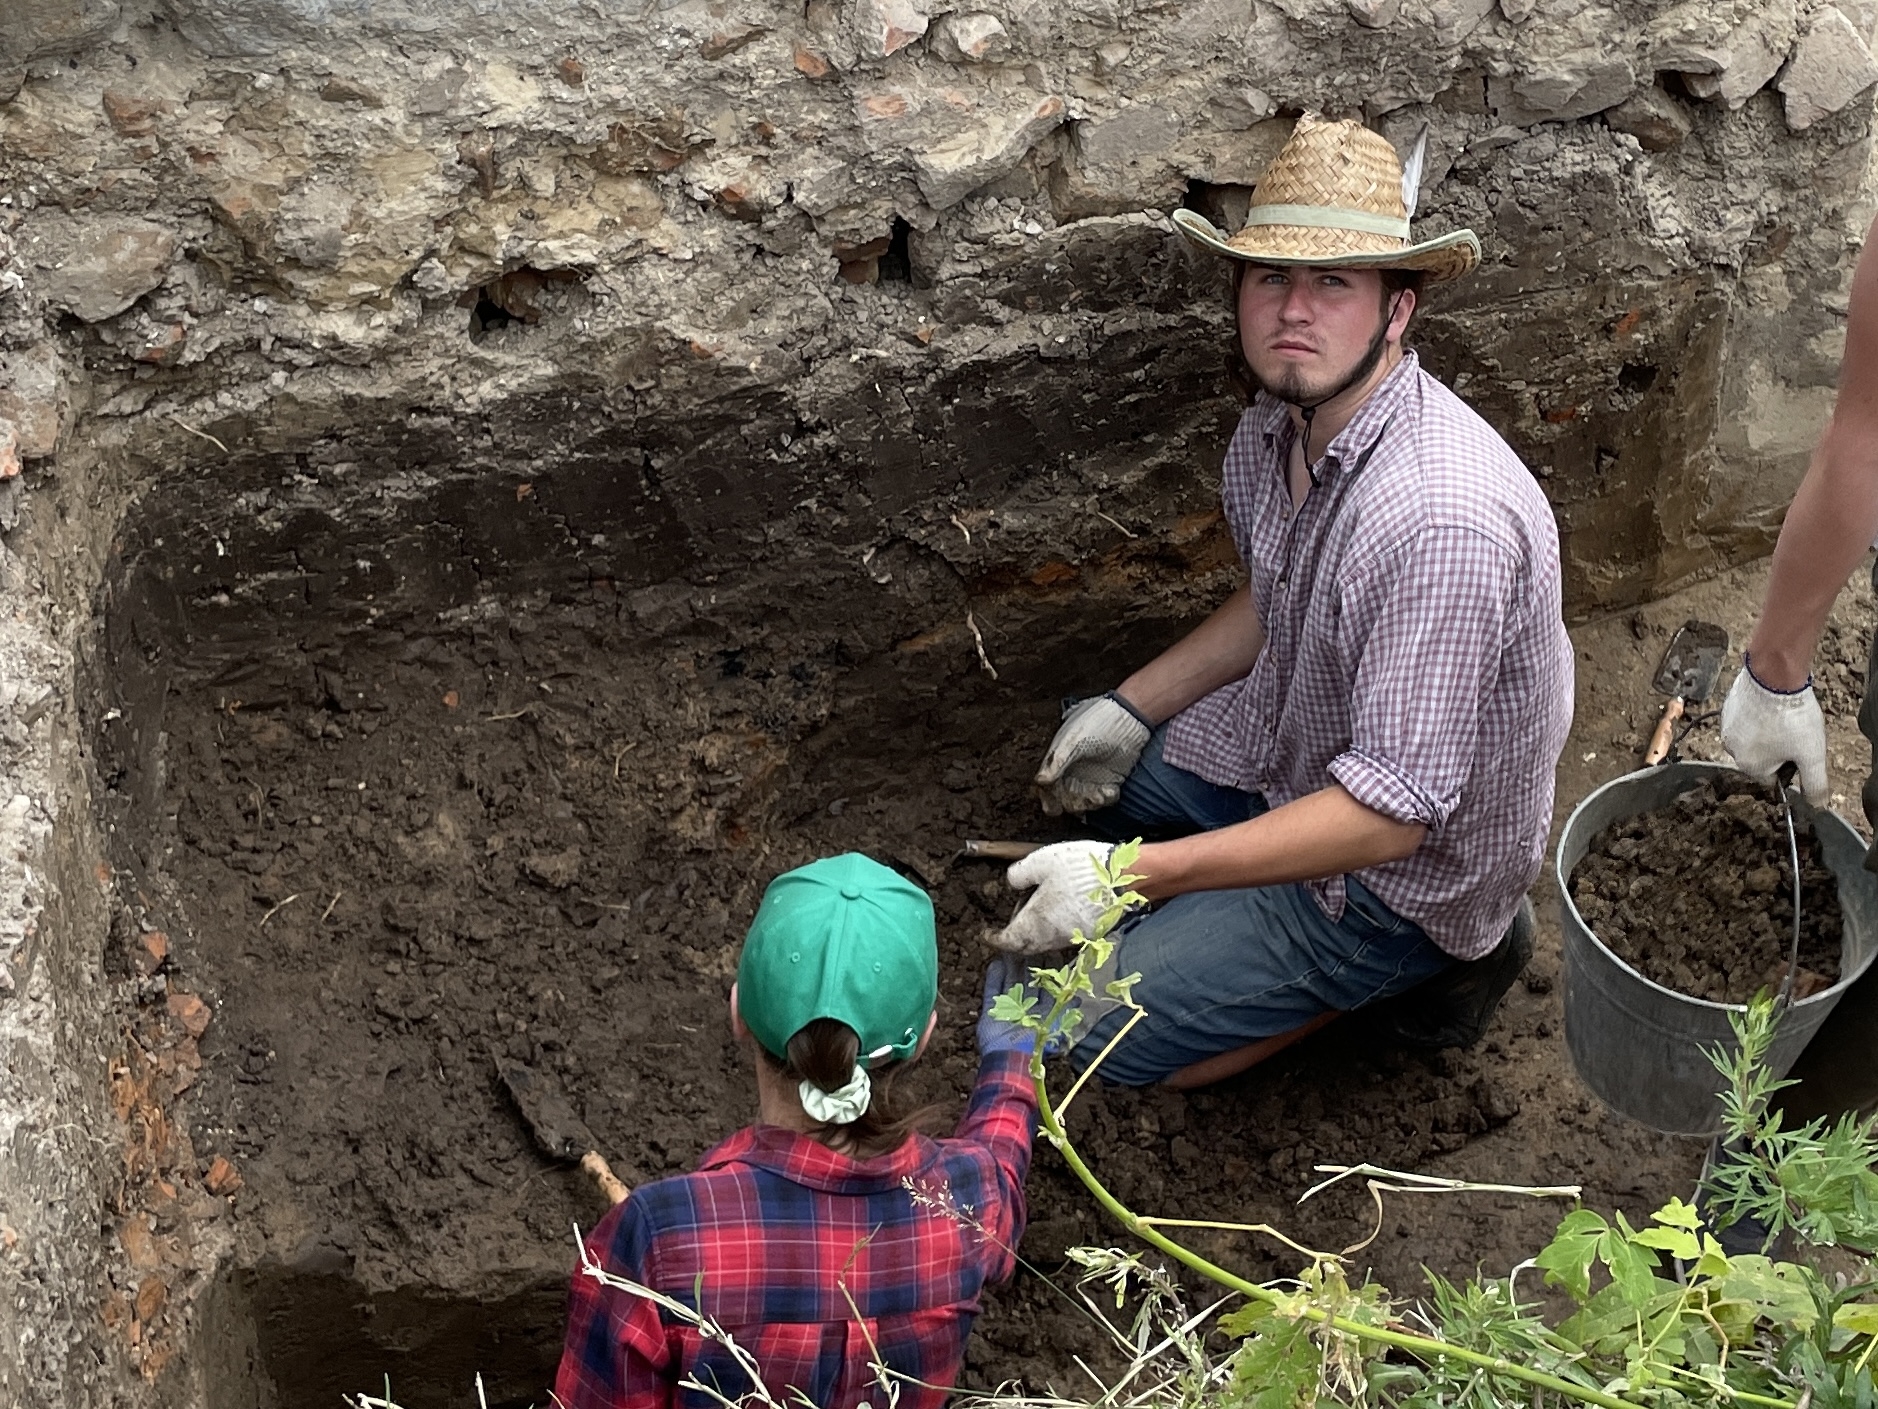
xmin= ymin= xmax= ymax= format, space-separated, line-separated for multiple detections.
xmin=1652 ymin=1197 xmax=1703 ymax=1232
xmin=1712 ymin=1256 xmax=1820 ymax=1336
xmin=1105 ymin=971 xmax=1143 ymax=1003
xmin=1032 ymin=963 xmax=1074 ymax=994
xmin=1225 ymin=1314 xmax=1321 ymax=1409
xmin=1630 ymin=1225 xmax=1701 ymax=1260
xmin=988 ymin=988 xmax=1036 ymax=1025
xmin=1535 ymin=1209 xmax=1607 ymax=1302
xmin=1603 ymin=1234 xmax=1660 ymax=1309
xmin=1835 ymin=1302 xmax=1878 ymax=1336
xmin=1219 ymin=1302 xmax=1276 ymax=1337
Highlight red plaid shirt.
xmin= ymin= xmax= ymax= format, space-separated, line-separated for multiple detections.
xmin=554 ymin=1052 xmax=1037 ymax=1409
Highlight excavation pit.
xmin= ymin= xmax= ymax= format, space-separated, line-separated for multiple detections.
xmin=8 ymin=0 xmax=1878 ymax=1398
xmin=80 ymin=404 xmax=1713 ymax=1405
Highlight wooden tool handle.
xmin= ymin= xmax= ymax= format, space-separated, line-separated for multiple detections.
xmin=1643 ymin=696 xmax=1685 ymax=766
xmin=962 ymin=840 xmax=1046 ymax=861
xmin=581 ymin=1150 xmax=630 ymax=1205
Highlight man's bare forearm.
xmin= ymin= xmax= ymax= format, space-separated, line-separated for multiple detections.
xmin=1748 ymin=218 xmax=1878 ymax=691
xmin=1749 ymin=427 xmax=1878 ymax=688
xmin=1132 ymin=784 xmax=1425 ymax=900
xmin=1116 ymin=585 xmax=1266 ymax=725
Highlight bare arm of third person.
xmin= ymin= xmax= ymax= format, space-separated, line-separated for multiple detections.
xmin=1116 ymin=584 xmax=1267 ymax=722
xmin=1747 ymin=219 xmax=1878 ymax=689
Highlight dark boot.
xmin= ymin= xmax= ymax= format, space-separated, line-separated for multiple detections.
xmin=1373 ymin=898 xmax=1534 ymax=1050
xmin=1696 ymin=1137 xmax=1791 ymax=1259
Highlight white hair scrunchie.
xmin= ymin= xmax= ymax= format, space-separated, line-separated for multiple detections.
xmin=799 ymin=1067 xmax=872 ymax=1126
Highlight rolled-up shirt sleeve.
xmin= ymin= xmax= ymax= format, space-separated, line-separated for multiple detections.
xmin=1327 ymin=525 xmax=1523 ymax=832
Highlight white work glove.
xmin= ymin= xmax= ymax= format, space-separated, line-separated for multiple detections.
xmin=987 ymin=840 xmax=1115 ymax=955
xmin=1720 ymin=663 xmax=1830 ymax=804
xmin=1034 ymin=693 xmax=1151 ymax=817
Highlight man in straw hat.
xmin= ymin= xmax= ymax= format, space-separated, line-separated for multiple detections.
xmin=988 ymin=116 xmax=1575 ymax=1088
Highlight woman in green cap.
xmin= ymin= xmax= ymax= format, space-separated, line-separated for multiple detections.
xmin=555 ymin=851 xmax=1040 ymax=1409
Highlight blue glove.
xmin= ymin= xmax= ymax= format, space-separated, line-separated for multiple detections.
xmin=976 ymin=957 xmax=1038 ymax=1056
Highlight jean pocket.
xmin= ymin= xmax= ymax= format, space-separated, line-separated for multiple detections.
xmin=1341 ymin=878 xmax=1406 ymax=937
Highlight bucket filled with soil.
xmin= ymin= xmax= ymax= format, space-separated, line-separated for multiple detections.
xmin=1557 ymin=761 xmax=1878 ymax=1135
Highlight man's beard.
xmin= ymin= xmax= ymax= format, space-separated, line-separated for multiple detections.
xmin=1253 ymin=307 xmax=1393 ymax=409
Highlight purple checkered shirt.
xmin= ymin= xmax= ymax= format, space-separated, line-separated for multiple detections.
xmin=1162 ymin=351 xmax=1574 ymax=960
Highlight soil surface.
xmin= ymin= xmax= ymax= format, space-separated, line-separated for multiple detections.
xmin=95 ymin=554 xmax=1878 ymax=1408
xmin=1569 ymin=773 xmax=1846 ymax=1003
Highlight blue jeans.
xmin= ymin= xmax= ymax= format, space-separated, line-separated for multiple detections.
xmin=1070 ymin=727 xmax=1455 ymax=1086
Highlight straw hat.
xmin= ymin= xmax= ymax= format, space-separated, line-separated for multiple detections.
xmin=1172 ymin=115 xmax=1479 ymax=283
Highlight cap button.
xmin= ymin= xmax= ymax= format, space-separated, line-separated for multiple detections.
xmin=840 ymin=883 xmax=863 ymax=900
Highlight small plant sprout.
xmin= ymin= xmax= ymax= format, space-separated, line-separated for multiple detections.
xmin=1702 ymin=992 xmax=1878 ymax=1254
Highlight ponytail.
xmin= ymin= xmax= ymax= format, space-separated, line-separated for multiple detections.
xmin=761 ymin=1018 xmax=938 ymax=1160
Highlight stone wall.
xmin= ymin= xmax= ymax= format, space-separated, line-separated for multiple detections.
xmin=2 ymin=0 xmax=1878 ymax=1401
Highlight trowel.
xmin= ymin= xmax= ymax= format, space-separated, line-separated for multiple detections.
xmin=497 ymin=1058 xmax=630 ymax=1204
xmin=959 ymin=839 xmax=1046 ymax=861
xmin=1643 ymin=620 xmax=1729 ymax=766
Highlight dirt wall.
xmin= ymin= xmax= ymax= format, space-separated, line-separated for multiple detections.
xmin=3 ymin=0 xmax=1878 ymax=1402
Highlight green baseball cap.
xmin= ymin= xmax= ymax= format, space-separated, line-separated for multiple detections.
xmin=736 ymin=853 xmax=938 ymax=1067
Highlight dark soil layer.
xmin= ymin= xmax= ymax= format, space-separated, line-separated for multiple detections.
xmin=1569 ymin=773 xmax=1845 ymax=1003
xmin=96 ymin=597 xmax=1702 ymax=1409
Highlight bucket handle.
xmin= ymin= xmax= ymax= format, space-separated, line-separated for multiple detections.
xmin=1774 ymin=763 xmax=1803 ymax=1013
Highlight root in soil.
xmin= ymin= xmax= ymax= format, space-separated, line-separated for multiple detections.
xmin=1568 ymin=773 xmax=1845 ymax=1004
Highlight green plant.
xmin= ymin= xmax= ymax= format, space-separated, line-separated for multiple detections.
xmin=1701 ymin=994 xmax=1878 ymax=1255
xmin=987 ymin=844 xmax=1878 ymax=1408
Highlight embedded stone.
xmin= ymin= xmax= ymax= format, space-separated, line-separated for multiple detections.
xmin=1346 ymin=0 xmax=1402 ymax=28
xmin=912 ymin=94 xmax=1067 ymax=209
xmin=855 ymin=0 xmax=929 ymax=59
xmin=1604 ymin=85 xmax=1694 ymax=150
xmin=101 ymin=89 xmax=172 ymax=137
xmin=1 ymin=0 xmax=120 ymax=101
xmin=28 ymin=218 xmax=176 ymax=323
xmin=274 ymin=182 xmax=354 ymax=271
xmin=931 ymin=12 xmax=1008 ymax=61
xmin=412 ymin=66 xmax=468 ymax=115
xmin=1428 ymin=0 xmax=1495 ymax=44
xmin=0 ymin=344 xmax=70 ymax=459
xmin=1185 ymin=118 xmax=1291 ymax=186
xmin=1683 ymin=1 xmax=1797 ymax=107
xmin=317 ymin=75 xmax=385 ymax=106
xmin=793 ymin=44 xmax=835 ymax=79
xmin=1076 ymin=103 xmax=1184 ymax=172
xmin=134 ymin=323 xmax=188 ymax=365
xmin=1492 ymin=53 xmax=1637 ymax=124
xmin=1779 ymin=7 xmax=1878 ymax=131
xmin=700 ymin=24 xmax=767 ymax=59
xmin=1842 ymin=0 xmax=1878 ymax=41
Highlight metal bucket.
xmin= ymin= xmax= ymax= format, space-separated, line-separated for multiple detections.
xmin=1556 ymin=760 xmax=1878 ymax=1136
xmin=1777 ymin=954 xmax=1878 ymax=1122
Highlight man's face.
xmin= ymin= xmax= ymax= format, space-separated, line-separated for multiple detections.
xmin=1237 ymin=264 xmax=1413 ymax=406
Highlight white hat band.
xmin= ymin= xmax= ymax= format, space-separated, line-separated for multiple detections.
xmin=1241 ymin=204 xmax=1412 ymax=240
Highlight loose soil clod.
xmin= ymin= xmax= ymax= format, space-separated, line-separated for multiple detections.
xmin=1568 ymin=773 xmax=1845 ymax=1004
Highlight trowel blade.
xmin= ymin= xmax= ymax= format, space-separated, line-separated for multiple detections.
xmin=1651 ymin=620 xmax=1729 ymax=703
xmin=497 ymin=1058 xmax=597 ymax=1164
